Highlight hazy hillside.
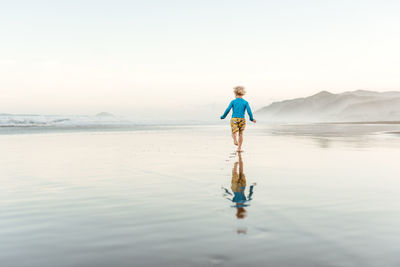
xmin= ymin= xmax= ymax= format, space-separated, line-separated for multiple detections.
xmin=256 ymin=90 xmax=400 ymax=122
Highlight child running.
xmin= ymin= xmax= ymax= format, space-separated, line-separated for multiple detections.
xmin=220 ymin=86 xmax=256 ymax=152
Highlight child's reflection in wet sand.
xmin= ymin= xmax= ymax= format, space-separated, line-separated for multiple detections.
xmin=222 ymin=152 xmax=256 ymax=220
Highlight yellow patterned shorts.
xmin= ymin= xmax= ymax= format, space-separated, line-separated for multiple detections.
xmin=230 ymin=118 xmax=246 ymax=133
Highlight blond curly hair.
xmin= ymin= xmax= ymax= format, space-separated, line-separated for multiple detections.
xmin=233 ymin=86 xmax=246 ymax=96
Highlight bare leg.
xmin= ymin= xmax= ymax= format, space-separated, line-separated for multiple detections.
xmin=238 ymin=152 xmax=243 ymax=173
xmin=232 ymin=132 xmax=238 ymax=146
xmin=237 ymin=132 xmax=244 ymax=151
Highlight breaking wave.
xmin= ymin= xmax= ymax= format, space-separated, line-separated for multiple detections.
xmin=0 ymin=114 xmax=130 ymax=127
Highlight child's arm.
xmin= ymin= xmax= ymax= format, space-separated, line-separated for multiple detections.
xmin=220 ymin=101 xmax=233 ymax=119
xmin=221 ymin=186 xmax=233 ymax=201
xmin=247 ymin=184 xmax=255 ymax=200
xmin=246 ymin=102 xmax=256 ymax=123
xmin=221 ymin=186 xmax=233 ymax=196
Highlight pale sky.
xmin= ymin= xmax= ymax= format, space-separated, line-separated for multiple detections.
xmin=1 ymin=0 xmax=400 ymax=116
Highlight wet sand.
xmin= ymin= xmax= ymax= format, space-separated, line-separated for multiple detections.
xmin=1 ymin=124 xmax=400 ymax=267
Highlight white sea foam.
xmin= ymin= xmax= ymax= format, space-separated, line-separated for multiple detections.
xmin=0 ymin=114 xmax=130 ymax=127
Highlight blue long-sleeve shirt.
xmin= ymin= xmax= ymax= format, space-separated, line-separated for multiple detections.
xmin=220 ymin=98 xmax=254 ymax=121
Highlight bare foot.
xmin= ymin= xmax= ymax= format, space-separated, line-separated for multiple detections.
xmin=237 ymin=149 xmax=243 ymax=152
xmin=234 ymin=140 xmax=238 ymax=146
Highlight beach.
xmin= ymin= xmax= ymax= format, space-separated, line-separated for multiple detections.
xmin=1 ymin=124 xmax=400 ymax=267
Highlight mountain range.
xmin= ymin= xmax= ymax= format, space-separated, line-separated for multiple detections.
xmin=256 ymin=90 xmax=400 ymax=122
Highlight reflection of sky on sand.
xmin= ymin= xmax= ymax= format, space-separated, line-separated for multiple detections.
xmin=253 ymin=123 xmax=400 ymax=149
xmin=1 ymin=124 xmax=400 ymax=267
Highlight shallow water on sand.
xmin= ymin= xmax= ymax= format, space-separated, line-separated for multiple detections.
xmin=1 ymin=124 xmax=400 ymax=267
